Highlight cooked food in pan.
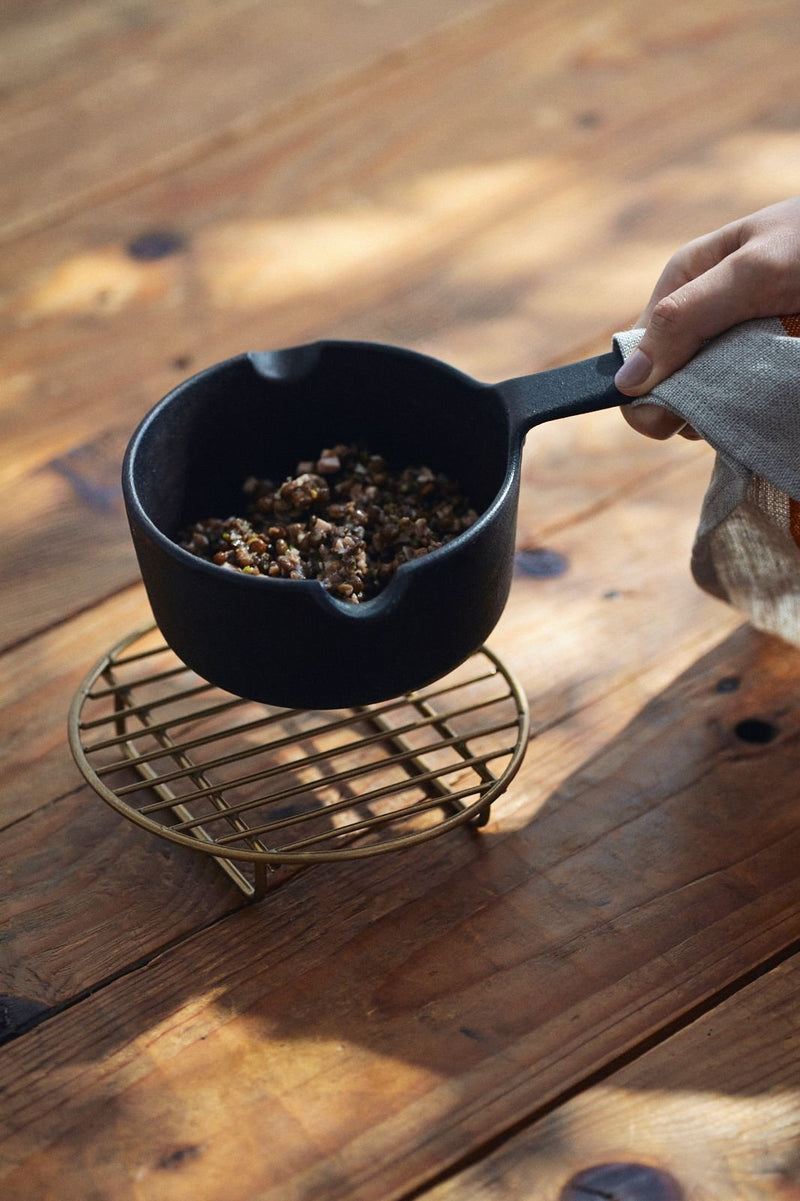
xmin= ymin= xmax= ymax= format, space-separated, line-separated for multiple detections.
xmin=180 ymin=443 xmax=477 ymax=603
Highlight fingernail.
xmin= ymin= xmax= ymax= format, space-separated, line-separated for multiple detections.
xmin=615 ymin=348 xmax=653 ymax=391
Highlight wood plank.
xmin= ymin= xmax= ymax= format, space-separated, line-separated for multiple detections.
xmin=1 ymin=586 xmax=152 ymax=829
xmin=3 ymin=2 xmax=799 ymax=1197
xmin=2 ymin=0 xmax=798 ymax=649
xmin=421 ymin=954 xmax=800 ymax=1200
xmin=5 ymin=0 xmax=799 ymax=474
xmin=0 ymin=425 xmax=139 ymax=651
xmin=0 ymin=0 xmax=498 ymax=239
xmin=0 ymin=621 xmax=798 ymax=1197
xmin=0 ymin=782 xmax=243 ymax=1036
xmin=1 ymin=600 xmax=797 ymax=1197
xmin=0 ymin=597 xmax=246 ymax=1043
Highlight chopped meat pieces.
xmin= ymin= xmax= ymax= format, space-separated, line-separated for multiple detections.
xmin=180 ymin=443 xmax=477 ymax=603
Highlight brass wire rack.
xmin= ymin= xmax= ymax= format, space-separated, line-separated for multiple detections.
xmin=69 ymin=625 xmax=530 ymax=898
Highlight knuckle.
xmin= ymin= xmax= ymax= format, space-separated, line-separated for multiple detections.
xmin=648 ymin=294 xmax=684 ymax=334
xmin=736 ymin=237 xmax=800 ymax=310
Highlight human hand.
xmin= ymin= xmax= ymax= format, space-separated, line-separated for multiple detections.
xmin=615 ymin=196 xmax=800 ymax=439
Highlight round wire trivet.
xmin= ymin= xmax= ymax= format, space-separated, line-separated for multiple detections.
xmin=69 ymin=625 xmax=530 ymax=898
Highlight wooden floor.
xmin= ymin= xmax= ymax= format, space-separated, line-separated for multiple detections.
xmin=2 ymin=1 xmax=800 ymax=1197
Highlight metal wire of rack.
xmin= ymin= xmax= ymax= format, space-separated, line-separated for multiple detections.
xmin=69 ymin=625 xmax=530 ymax=898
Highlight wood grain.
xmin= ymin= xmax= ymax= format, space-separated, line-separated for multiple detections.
xmin=0 ymin=782 xmax=242 ymax=1029
xmin=5 ymin=0 xmax=799 ymax=442
xmin=2 ymin=1 xmax=798 ymax=653
xmin=422 ymin=954 xmax=800 ymax=1200
xmin=2 ymin=0 xmax=800 ymax=1197
xmin=1 ymin=586 xmax=152 ymax=829
xmin=1 ymin=624 xmax=797 ymax=1198
xmin=0 ymin=0 xmax=498 ymax=239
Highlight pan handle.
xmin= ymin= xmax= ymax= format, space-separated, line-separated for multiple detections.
xmin=496 ymin=346 xmax=629 ymax=436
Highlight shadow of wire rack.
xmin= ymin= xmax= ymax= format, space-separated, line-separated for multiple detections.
xmin=68 ymin=625 xmax=530 ymax=900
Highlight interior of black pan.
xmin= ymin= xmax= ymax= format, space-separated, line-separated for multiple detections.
xmin=133 ymin=343 xmax=517 ymax=540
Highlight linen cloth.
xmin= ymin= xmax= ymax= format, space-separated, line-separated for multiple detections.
xmin=613 ymin=316 xmax=800 ymax=646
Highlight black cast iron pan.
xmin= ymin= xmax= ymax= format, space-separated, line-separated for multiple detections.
xmin=123 ymin=340 xmax=626 ymax=708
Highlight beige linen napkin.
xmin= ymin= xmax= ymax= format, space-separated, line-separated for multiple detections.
xmin=613 ymin=316 xmax=800 ymax=646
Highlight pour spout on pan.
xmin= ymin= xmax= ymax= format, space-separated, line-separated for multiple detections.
xmin=248 ymin=344 xmax=323 ymax=381
xmin=497 ymin=346 xmax=629 ymax=435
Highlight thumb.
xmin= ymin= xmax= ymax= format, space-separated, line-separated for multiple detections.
xmin=614 ymin=254 xmax=755 ymax=396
